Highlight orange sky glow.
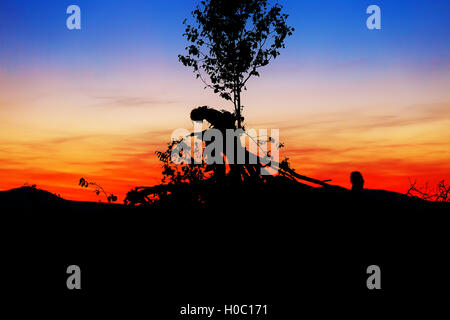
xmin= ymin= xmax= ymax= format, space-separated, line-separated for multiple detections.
xmin=1 ymin=0 xmax=449 ymax=203
xmin=1 ymin=63 xmax=449 ymax=202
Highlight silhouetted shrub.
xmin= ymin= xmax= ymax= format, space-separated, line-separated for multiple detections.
xmin=79 ymin=178 xmax=117 ymax=203
xmin=406 ymin=179 xmax=450 ymax=202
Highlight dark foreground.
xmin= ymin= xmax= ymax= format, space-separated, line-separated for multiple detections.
xmin=1 ymin=186 xmax=449 ymax=316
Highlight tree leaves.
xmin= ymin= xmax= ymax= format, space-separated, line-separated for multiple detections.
xmin=79 ymin=177 xmax=89 ymax=188
xmin=156 ymin=141 xmax=211 ymax=185
xmin=179 ymin=0 xmax=294 ymax=111
xmin=78 ymin=177 xmax=117 ymax=203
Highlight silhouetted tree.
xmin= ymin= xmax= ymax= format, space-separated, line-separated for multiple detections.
xmin=179 ymin=0 xmax=294 ymax=128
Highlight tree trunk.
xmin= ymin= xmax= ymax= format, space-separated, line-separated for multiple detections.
xmin=234 ymin=78 xmax=242 ymax=128
xmin=236 ymin=90 xmax=242 ymax=128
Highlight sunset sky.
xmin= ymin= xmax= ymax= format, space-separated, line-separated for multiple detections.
xmin=1 ymin=0 xmax=449 ymax=202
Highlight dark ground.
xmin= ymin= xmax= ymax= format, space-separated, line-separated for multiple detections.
xmin=1 ymin=185 xmax=449 ymax=316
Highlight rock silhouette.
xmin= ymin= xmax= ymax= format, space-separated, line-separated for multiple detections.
xmin=351 ymin=171 xmax=365 ymax=192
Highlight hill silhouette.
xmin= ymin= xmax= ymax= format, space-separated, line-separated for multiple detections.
xmin=0 ymin=186 xmax=126 ymax=216
xmin=3 ymin=181 xmax=449 ymax=312
xmin=2 ymin=182 xmax=446 ymax=216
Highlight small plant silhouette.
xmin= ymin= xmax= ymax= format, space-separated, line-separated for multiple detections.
xmin=79 ymin=177 xmax=117 ymax=203
xmin=23 ymin=182 xmax=37 ymax=188
xmin=155 ymin=140 xmax=211 ymax=185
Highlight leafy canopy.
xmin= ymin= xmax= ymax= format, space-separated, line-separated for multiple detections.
xmin=179 ymin=0 xmax=294 ymax=102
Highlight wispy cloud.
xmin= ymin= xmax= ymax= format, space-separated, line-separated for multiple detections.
xmin=47 ymin=135 xmax=99 ymax=144
xmin=90 ymin=95 xmax=178 ymax=108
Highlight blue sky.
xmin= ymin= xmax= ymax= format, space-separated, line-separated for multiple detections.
xmin=1 ymin=0 xmax=449 ymax=73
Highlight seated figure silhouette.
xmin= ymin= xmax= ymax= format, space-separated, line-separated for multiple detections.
xmin=190 ymin=106 xmax=236 ymax=130
xmin=350 ymin=171 xmax=364 ymax=192
xmin=190 ymin=106 xmax=237 ymax=183
xmin=189 ymin=106 xmax=256 ymax=184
